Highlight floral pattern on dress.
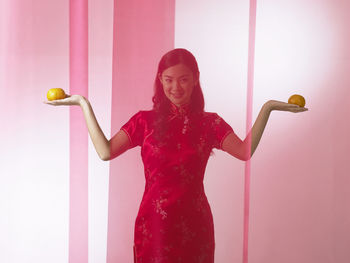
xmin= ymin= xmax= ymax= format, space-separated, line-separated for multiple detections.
xmin=137 ymin=216 xmax=153 ymax=247
xmin=152 ymin=189 xmax=169 ymax=220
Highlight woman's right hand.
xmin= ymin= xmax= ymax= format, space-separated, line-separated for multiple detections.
xmin=43 ymin=94 xmax=85 ymax=106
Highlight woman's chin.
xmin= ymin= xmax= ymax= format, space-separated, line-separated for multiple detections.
xmin=167 ymin=95 xmax=190 ymax=106
xmin=171 ymin=100 xmax=189 ymax=107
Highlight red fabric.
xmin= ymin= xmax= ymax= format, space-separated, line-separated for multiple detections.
xmin=121 ymin=102 xmax=234 ymax=263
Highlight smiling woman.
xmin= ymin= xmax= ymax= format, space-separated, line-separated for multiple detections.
xmin=44 ymin=47 xmax=308 ymax=262
xmin=158 ymin=63 xmax=199 ymax=107
xmin=6 ymin=0 xmax=346 ymax=261
xmin=108 ymin=48 xmax=307 ymax=262
xmin=112 ymin=48 xmax=239 ymax=262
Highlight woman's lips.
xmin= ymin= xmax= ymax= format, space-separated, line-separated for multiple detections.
xmin=171 ymin=93 xmax=183 ymax=98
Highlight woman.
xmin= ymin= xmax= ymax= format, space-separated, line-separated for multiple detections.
xmin=45 ymin=48 xmax=308 ymax=262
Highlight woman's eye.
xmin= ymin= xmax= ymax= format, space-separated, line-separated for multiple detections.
xmin=165 ymin=79 xmax=172 ymax=83
xmin=180 ymin=78 xmax=188 ymax=83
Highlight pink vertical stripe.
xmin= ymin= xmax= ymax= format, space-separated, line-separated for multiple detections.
xmin=243 ymin=0 xmax=257 ymax=263
xmin=69 ymin=0 xmax=89 ymax=262
xmin=107 ymin=0 xmax=175 ymax=261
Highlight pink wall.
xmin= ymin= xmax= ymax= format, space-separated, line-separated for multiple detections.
xmin=1 ymin=0 xmax=349 ymax=262
xmin=0 ymin=0 xmax=70 ymax=262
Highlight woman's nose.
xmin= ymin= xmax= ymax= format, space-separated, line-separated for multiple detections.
xmin=173 ymin=81 xmax=182 ymax=90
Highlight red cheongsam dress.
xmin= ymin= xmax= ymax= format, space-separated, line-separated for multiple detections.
xmin=120 ymin=102 xmax=234 ymax=263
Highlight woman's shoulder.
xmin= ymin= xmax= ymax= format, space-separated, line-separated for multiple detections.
xmin=201 ymin=111 xmax=219 ymax=119
xmin=138 ymin=109 xmax=155 ymax=116
xmin=200 ymin=111 xmax=228 ymax=127
xmin=134 ymin=110 xmax=220 ymax=122
xmin=192 ymin=111 xmax=219 ymax=127
xmin=131 ymin=109 xmax=154 ymax=116
xmin=132 ymin=109 xmax=156 ymax=122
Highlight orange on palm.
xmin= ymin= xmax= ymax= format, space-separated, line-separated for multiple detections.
xmin=47 ymin=88 xmax=66 ymax=101
xmin=288 ymin=94 xmax=305 ymax=107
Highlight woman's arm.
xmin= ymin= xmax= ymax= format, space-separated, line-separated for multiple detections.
xmin=222 ymin=100 xmax=308 ymax=161
xmin=108 ymin=129 xmax=131 ymax=161
xmin=79 ymin=97 xmax=110 ymax=160
xmin=79 ymin=97 xmax=130 ymax=161
xmin=247 ymin=102 xmax=272 ymax=159
xmin=222 ymin=103 xmax=271 ymax=161
xmin=44 ymin=94 xmax=130 ymax=161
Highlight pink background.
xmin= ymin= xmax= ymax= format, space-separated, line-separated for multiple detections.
xmin=0 ymin=0 xmax=349 ymax=262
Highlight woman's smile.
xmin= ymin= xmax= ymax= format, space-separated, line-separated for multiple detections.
xmin=171 ymin=92 xmax=184 ymax=98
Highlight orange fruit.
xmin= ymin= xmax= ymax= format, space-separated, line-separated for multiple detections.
xmin=47 ymin=88 xmax=66 ymax=101
xmin=288 ymin=94 xmax=305 ymax=107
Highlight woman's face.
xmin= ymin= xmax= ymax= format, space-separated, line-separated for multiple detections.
xmin=159 ymin=63 xmax=199 ymax=107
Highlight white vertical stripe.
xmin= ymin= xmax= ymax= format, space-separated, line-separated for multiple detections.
xmin=88 ymin=0 xmax=113 ymax=262
xmin=174 ymin=1 xmax=249 ymax=262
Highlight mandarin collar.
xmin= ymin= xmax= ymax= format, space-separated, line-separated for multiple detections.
xmin=169 ymin=102 xmax=191 ymax=120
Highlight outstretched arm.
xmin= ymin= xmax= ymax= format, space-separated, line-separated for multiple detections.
xmin=79 ymin=97 xmax=111 ymax=161
xmin=44 ymin=95 xmax=131 ymax=161
xmin=80 ymin=98 xmax=131 ymax=161
xmin=222 ymin=100 xmax=308 ymax=161
xmin=245 ymin=102 xmax=272 ymax=159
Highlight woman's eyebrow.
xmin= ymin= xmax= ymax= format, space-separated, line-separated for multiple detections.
xmin=163 ymin=74 xmax=189 ymax=78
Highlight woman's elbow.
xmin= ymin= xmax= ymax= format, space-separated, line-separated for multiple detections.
xmin=226 ymin=150 xmax=249 ymax=161
xmin=243 ymin=150 xmax=254 ymax=161
xmin=100 ymin=153 xmax=110 ymax=161
xmin=232 ymin=144 xmax=251 ymax=161
xmin=244 ymin=154 xmax=252 ymax=161
xmin=233 ymin=149 xmax=251 ymax=161
xmin=237 ymin=154 xmax=250 ymax=161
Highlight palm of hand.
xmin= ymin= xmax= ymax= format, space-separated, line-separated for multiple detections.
xmin=267 ymin=100 xmax=309 ymax=112
xmin=43 ymin=94 xmax=83 ymax=106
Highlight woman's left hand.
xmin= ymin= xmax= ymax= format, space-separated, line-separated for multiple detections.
xmin=265 ymin=100 xmax=309 ymax=113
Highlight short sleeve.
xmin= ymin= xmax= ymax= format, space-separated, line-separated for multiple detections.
xmin=211 ymin=113 xmax=234 ymax=150
xmin=120 ymin=111 xmax=145 ymax=148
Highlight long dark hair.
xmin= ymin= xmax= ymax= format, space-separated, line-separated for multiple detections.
xmin=152 ymin=48 xmax=205 ymax=115
xmin=152 ymin=49 xmax=206 ymax=143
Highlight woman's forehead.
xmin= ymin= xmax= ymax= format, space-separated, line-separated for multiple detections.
xmin=162 ymin=64 xmax=192 ymax=77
